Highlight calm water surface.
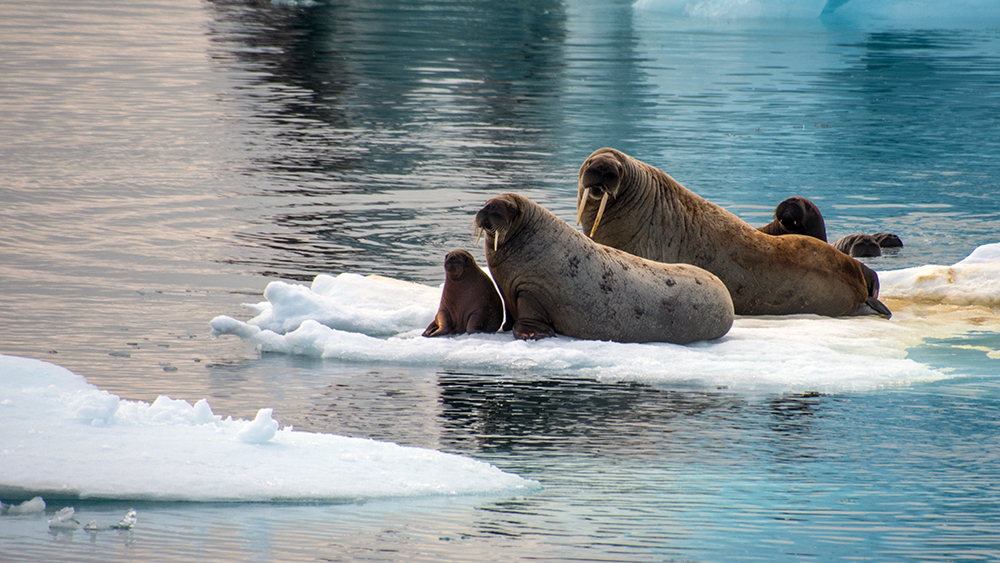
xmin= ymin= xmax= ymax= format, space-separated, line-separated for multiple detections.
xmin=2 ymin=0 xmax=1000 ymax=561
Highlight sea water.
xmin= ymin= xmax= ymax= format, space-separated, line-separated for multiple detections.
xmin=2 ymin=0 xmax=1000 ymax=561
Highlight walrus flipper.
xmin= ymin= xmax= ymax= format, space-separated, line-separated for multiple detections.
xmin=859 ymin=262 xmax=880 ymax=299
xmin=512 ymin=318 xmax=556 ymax=341
xmin=848 ymin=296 xmax=892 ymax=319
xmin=422 ymin=313 xmax=451 ymax=338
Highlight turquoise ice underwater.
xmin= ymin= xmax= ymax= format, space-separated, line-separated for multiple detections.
xmin=3 ymin=0 xmax=1000 ymax=561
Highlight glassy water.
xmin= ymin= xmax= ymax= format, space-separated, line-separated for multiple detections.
xmin=2 ymin=0 xmax=1000 ymax=560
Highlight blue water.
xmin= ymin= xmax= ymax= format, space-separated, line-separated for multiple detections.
xmin=2 ymin=0 xmax=1000 ymax=560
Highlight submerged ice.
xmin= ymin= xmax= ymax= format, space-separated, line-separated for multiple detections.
xmin=0 ymin=355 xmax=537 ymax=502
xmin=211 ymin=243 xmax=1000 ymax=394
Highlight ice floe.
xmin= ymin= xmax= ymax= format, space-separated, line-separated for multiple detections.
xmin=211 ymin=243 xmax=1000 ymax=394
xmin=0 ymin=355 xmax=537 ymax=502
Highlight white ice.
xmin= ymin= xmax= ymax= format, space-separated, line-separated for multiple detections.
xmin=211 ymin=243 xmax=1000 ymax=395
xmin=0 ymin=355 xmax=537 ymax=502
xmin=0 ymin=496 xmax=45 ymax=515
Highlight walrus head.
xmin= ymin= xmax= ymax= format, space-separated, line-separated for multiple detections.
xmin=474 ymin=194 xmax=520 ymax=252
xmin=577 ymin=149 xmax=624 ymax=237
xmin=443 ymin=249 xmax=474 ymax=280
xmin=835 ymin=233 xmax=882 ymax=257
xmin=774 ymin=196 xmax=827 ymax=242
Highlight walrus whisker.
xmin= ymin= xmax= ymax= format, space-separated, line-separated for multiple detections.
xmin=576 ymin=187 xmax=590 ymax=226
xmin=589 ymin=192 xmax=610 ymax=238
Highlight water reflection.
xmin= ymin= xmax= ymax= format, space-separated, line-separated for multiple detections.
xmin=204 ymin=1 xmax=1000 ymax=283
xmin=206 ymin=0 xmax=572 ymax=282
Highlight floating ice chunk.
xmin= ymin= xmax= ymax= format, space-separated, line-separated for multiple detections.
xmin=114 ymin=508 xmax=137 ymax=529
xmin=48 ymin=507 xmax=80 ymax=529
xmin=3 ymin=496 xmax=45 ymax=515
xmin=237 ymin=408 xmax=279 ymax=444
xmin=82 ymin=508 xmax=137 ymax=532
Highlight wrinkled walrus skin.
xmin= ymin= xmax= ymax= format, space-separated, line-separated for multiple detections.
xmin=423 ymin=249 xmax=504 ymax=337
xmin=474 ymin=193 xmax=734 ymax=344
xmin=576 ymin=148 xmax=891 ymax=318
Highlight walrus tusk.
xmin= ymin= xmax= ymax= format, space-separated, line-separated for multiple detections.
xmin=576 ymin=187 xmax=590 ymax=226
xmin=589 ymin=192 xmax=609 ymax=238
xmin=494 ymin=231 xmax=499 ymax=252
xmin=474 ymin=226 xmax=483 ymax=247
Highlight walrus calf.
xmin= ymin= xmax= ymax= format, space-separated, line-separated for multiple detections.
xmin=474 ymin=193 xmax=734 ymax=344
xmin=757 ymin=196 xmax=827 ymax=241
xmin=576 ymin=148 xmax=891 ymax=318
xmin=422 ymin=249 xmax=504 ymax=337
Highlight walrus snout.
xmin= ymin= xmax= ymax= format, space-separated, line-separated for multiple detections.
xmin=580 ymin=156 xmax=623 ymax=195
xmin=577 ymin=156 xmax=623 ymax=237
xmin=776 ymin=200 xmax=806 ymax=229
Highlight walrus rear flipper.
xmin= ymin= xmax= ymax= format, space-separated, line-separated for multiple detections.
xmin=848 ymin=296 xmax=892 ymax=319
xmin=859 ymin=262 xmax=880 ymax=299
xmin=512 ymin=318 xmax=556 ymax=341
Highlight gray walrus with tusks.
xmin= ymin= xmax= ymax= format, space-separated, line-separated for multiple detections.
xmin=474 ymin=193 xmax=734 ymax=344
xmin=576 ymin=147 xmax=891 ymax=318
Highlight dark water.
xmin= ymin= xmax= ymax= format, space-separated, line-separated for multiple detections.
xmin=3 ymin=0 xmax=1000 ymax=560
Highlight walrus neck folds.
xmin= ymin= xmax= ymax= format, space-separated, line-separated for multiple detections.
xmin=602 ymin=158 xmax=682 ymax=260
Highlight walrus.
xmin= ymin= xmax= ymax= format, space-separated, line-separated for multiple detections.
xmin=834 ymin=233 xmax=882 ymax=257
xmin=757 ymin=198 xmax=903 ymax=255
xmin=576 ymin=148 xmax=891 ymax=318
xmin=473 ymin=193 xmax=734 ymax=344
xmin=422 ymin=249 xmax=504 ymax=337
xmin=757 ymin=196 xmax=827 ymax=241
xmin=873 ymin=232 xmax=903 ymax=248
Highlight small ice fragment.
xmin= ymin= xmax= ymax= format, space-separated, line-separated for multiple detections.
xmin=112 ymin=508 xmax=137 ymax=529
xmin=7 ymin=496 xmax=45 ymax=515
xmin=84 ymin=519 xmax=100 ymax=532
xmin=48 ymin=507 xmax=80 ymax=529
xmin=237 ymin=408 xmax=279 ymax=444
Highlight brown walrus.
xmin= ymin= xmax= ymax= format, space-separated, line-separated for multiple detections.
xmin=474 ymin=193 xmax=734 ymax=344
xmin=576 ymin=147 xmax=891 ymax=318
xmin=756 ymin=197 xmax=881 ymax=296
xmin=873 ymin=232 xmax=903 ymax=248
xmin=757 ymin=198 xmax=904 ymax=257
xmin=757 ymin=196 xmax=828 ymax=242
xmin=422 ymin=249 xmax=504 ymax=337
xmin=834 ymin=233 xmax=882 ymax=257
